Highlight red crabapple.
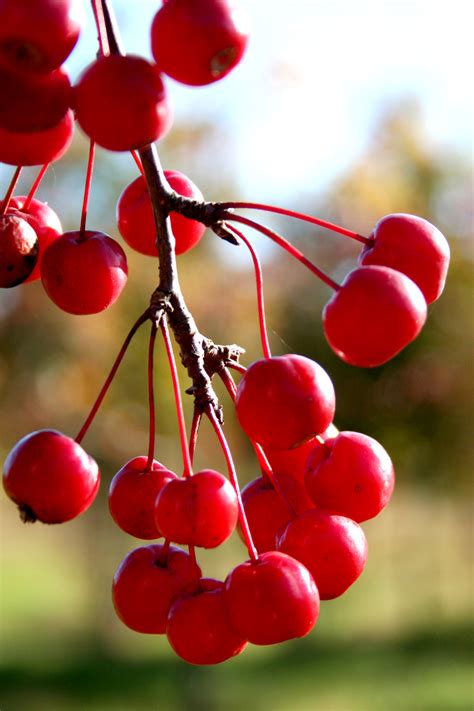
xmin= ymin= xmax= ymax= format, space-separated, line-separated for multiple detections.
xmin=109 ymin=457 xmax=177 ymax=540
xmin=2 ymin=196 xmax=62 ymax=283
xmin=155 ymin=469 xmax=238 ymax=548
xmin=0 ymin=65 xmax=72 ymax=133
xmin=112 ymin=543 xmax=201 ymax=634
xmin=0 ymin=109 xmax=74 ymax=165
xmin=277 ymin=510 xmax=368 ymax=600
xmin=166 ymin=578 xmax=247 ymax=664
xmin=323 ymin=265 xmax=427 ymax=367
xmin=305 ymin=431 xmax=395 ymax=522
xmin=2 ymin=429 xmax=100 ymax=524
xmin=224 ymin=551 xmax=319 ymax=645
xmin=0 ymin=214 xmax=38 ymax=287
xmin=0 ymin=0 xmax=84 ymax=74
xmin=151 ymin=0 xmax=249 ymax=86
xmin=240 ymin=474 xmax=312 ymax=554
xmin=108 ymin=456 xmax=177 ymax=540
xmin=235 ymin=354 xmax=335 ymax=450
xmin=240 ymin=476 xmax=293 ymax=554
xmin=41 ymin=230 xmax=128 ymax=315
xmin=117 ymin=170 xmax=205 ymax=256
xmin=74 ymin=55 xmax=172 ymax=151
xmin=359 ymin=213 xmax=450 ymax=304
xmin=264 ymin=423 xmax=339 ymax=483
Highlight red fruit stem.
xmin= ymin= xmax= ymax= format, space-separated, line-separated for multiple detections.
xmin=1 ymin=166 xmax=22 ymax=215
xmin=220 ymin=201 xmax=369 ymax=244
xmin=218 ymin=365 xmax=237 ymax=399
xmin=131 ymin=150 xmax=145 ymax=177
xmin=187 ymin=544 xmax=200 ymax=586
xmin=22 ymin=164 xmax=50 ymax=212
xmin=79 ymin=141 xmax=96 ymax=240
xmin=227 ymin=362 xmax=247 ymax=375
xmin=205 ymin=406 xmax=259 ymax=562
xmin=159 ymin=538 xmax=171 ymax=566
xmin=75 ymin=310 xmax=149 ymax=444
xmin=146 ymin=323 xmax=158 ymax=471
xmin=160 ymin=318 xmax=193 ymax=478
xmin=219 ymin=367 xmax=296 ymax=517
xmin=188 ymin=408 xmax=202 ymax=465
xmin=227 ymin=214 xmax=341 ymax=291
xmin=226 ymin=223 xmax=272 ymax=360
xmin=91 ymin=0 xmax=110 ymax=55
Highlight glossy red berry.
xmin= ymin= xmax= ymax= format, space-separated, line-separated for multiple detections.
xmin=2 ymin=429 xmax=100 ymax=524
xmin=235 ymin=354 xmax=335 ymax=450
xmin=240 ymin=474 xmax=312 ymax=554
xmin=0 ymin=109 xmax=74 ymax=166
xmin=74 ymin=55 xmax=172 ymax=151
xmin=167 ymin=578 xmax=247 ymax=664
xmin=41 ymin=230 xmax=128 ymax=315
xmin=0 ymin=213 xmax=38 ymax=287
xmin=240 ymin=476 xmax=292 ymax=554
xmin=264 ymin=423 xmax=339 ymax=483
xmin=323 ymin=266 xmax=427 ymax=367
xmin=155 ymin=469 xmax=238 ymax=548
xmin=359 ymin=213 xmax=450 ymax=304
xmin=151 ymin=0 xmax=249 ymax=86
xmin=2 ymin=196 xmax=62 ymax=283
xmin=108 ymin=456 xmax=177 ymax=539
xmin=224 ymin=551 xmax=319 ymax=645
xmin=112 ymin=543 xmax=201 ymax=634
xmin=0 ymin=0 xmax=83 ymax=74
xmin=277 ymin=510 xmax=368 ymax=600
xmin=305 ymin=431 xmax=395 ymax=522
xmin=0 ymin=65 xmax=72 ymax=133
xmin=117 ymin=170 xmax=205 ymax=257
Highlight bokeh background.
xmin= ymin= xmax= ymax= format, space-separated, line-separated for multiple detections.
xmin=1 ymin=1 xmax=473 ymax=709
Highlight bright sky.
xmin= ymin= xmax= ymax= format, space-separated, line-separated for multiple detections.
xmin=66 ymin=0 xmax=473 ymax=202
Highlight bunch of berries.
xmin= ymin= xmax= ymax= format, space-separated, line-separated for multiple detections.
xmin=1 ymin=0 xmax=450 ymax=665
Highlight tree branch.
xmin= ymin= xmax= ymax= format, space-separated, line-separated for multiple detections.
xmin=95 ymin=0 xmax=243 ymax=419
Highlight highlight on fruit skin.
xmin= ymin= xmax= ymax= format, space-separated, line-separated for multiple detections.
xmin=2 ymin=429 xmax=100 ymax=524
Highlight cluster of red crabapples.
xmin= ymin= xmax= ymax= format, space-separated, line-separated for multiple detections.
xmin=0 ymin=0 xmax=247 ymax=304
xmin=1 ymin=0 xmax=451 ymax=665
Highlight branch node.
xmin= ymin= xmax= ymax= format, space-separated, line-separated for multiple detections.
xmin=211 ymin=221 xmax=240 ymax=245
xmin=149 ymin=289 xmax=173 ymax=326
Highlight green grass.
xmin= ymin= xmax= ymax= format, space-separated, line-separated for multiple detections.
xmin=1 ymin=624 xmax=472 ymax=711
xmin=1 ymin=494 xmax=472 ymax=710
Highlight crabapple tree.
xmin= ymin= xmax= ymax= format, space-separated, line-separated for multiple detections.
xmin=0 ymin=0 xmax=450 ymax=666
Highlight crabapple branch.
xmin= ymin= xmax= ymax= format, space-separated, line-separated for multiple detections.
xmin=96 ymin=0 xmax=244 ymax=418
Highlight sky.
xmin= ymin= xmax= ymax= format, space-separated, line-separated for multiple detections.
xmin=66 ymin=0 xmax=473 ymax=203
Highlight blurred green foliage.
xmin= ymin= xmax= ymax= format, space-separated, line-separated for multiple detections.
xmin=0 ymin=100 xmax=472 ymax=709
